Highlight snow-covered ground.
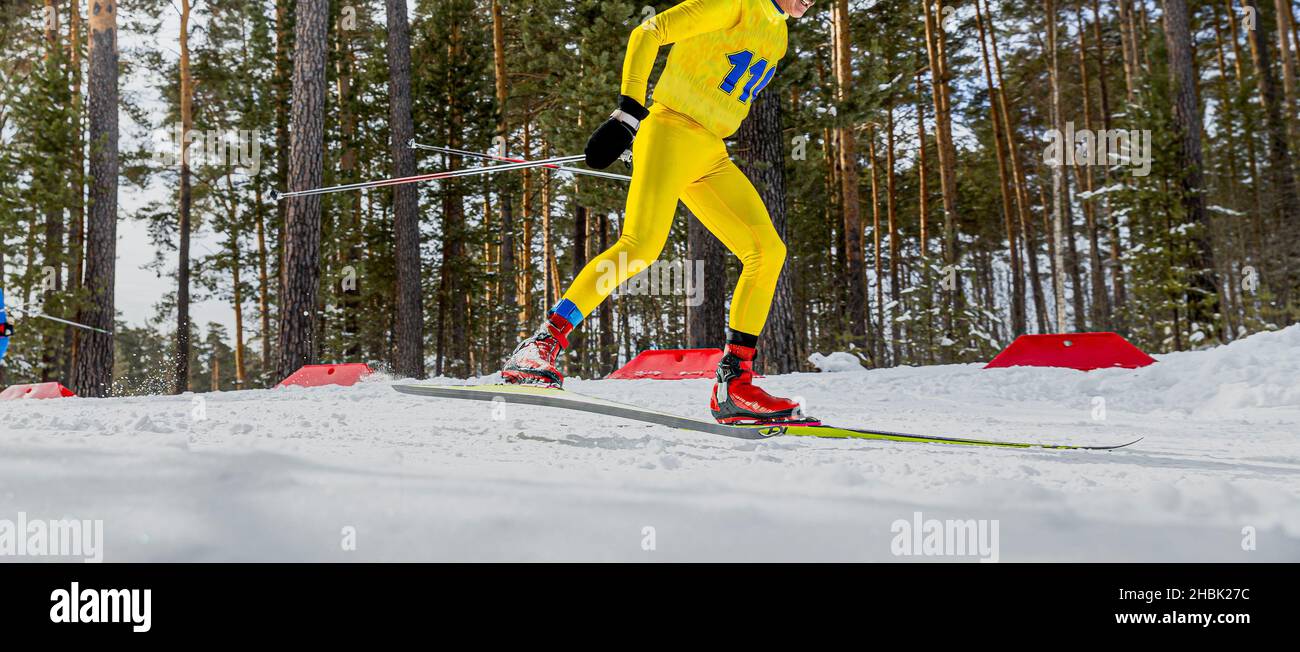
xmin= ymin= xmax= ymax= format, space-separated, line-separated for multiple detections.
xmin=2 ymin=327 xmax=1299 ymax=562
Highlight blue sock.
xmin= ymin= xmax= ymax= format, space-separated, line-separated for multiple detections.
xmin=548 ymin=299 xmax=584 ymax=327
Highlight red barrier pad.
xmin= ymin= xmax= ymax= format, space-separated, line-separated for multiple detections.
xmin=0 ymin=382 xmax=77 ymax=400
xmin=607 ymin=348 xmax=724 ymax=380
xmin=278 ymin=363 xmax=374 ymax=388
xmin=985 ymin=332 xmax=1155 ymax=371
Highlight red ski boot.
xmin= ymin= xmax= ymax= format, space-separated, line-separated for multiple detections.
xmin=502 ymin=312 xmax=573 ymax=387
xmin=709 ymin=343 xmax=819 ymax=426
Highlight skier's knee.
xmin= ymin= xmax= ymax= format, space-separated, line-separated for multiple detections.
xmin=610 ymin=234 xmax=665 ymax=274
xmin=753 ymin=237 xmax=786 ymax=272
xmin=623 ymin=239 xmax=666 ymax=271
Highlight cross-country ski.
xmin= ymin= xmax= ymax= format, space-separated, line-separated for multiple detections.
xmin=392 ymin=382 xmax=1142 ymax=449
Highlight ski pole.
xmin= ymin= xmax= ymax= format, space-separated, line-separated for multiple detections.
xmin=3 ymin=304 xmax=112 ymax=335
xmin=271 ymin=154 xmax=586 ymax=201
xmin=410 ymin=141 xmax=631 ymax=182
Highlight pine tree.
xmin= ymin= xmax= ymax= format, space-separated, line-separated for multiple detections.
xmin=72 ymin=0 xmax=120 ymax=397
xmin=276 ymin=0 xmax=328 ymax=381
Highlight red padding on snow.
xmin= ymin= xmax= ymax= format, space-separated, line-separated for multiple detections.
xmin=607 ymin=348 xmax=724 ymax=380
xmin=277 ymin=363 xmax=373 ymax=388
xmin=985 ymin=332 xmax=1155 ymax=371
xmin=0 ymin=382 xmax=77 ymax=400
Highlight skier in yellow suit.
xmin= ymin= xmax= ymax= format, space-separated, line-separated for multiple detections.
xmin=503 ymin=0 xmax=819 ymax=425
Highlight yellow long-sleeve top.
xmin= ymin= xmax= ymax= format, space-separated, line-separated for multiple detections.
xmin=621 ymin=0 xmax=790 ymax=139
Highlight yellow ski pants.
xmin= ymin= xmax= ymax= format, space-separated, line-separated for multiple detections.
xmin=561 ymin=104 xmax=786 ymax=336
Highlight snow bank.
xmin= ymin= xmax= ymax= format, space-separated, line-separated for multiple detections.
xmin=0 ymin=327 xmax=1297 ymax=561
xmin=968 ymin=324 xmax=1300 ymax=417
xmin=807 ymin=351 xmax=866 ymax=373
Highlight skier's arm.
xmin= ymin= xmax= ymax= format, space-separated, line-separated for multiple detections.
xmin=620 ymin=0 xmax=744 ymax=105
xmin=586 ymin=0 xmax=743 ymax=169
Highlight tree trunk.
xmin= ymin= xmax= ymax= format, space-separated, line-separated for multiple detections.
xmin=736 ymin=94 xmax=798 ymax=372
xmin=273 ymin=0 xmax=292 ymax=287
xmin=66 ymin=1 xmax=85 ymax=381
xmin=541 ymin=143 xmax=556 ymax=307
xmin=1076 ymin=0 xmax=1111 ymax=330
xmin=975 ymin=0 xmax=1026 ymax=336
xmin=915 ymin=71 xmax=929 ymax=259
xmin=570 ymin=203 xmax=587 ymax=376
xmin=868 ymin=128 xmax=884 ymax=364
xmin=915 ymin=69 xmax=937 ymax=357
xmin=1118 ymin=0 xmax=1139 ymax=103
xmin=1163 ymin=0 xmax=1222 ymax=341
xmin=1274 ymin=0 xmax=1299 ymax=148
xmin=831 ymin=0 xmax=867 ymax=349
xmin=1211 ymin=5 xmax=1250 ymax=331
xmin=386 ymin=0 xmax=424 ymax=378
xmin=685 ymin=211 xmax=726 ymax=348
xmin=922 ymin=0 xmax=963 ymax=346
xmin=1063 ymin=173 xmax=1086 ymax=330
xmin=1046 ymin=0 xmax=1070 ymax=332
xmin=520 ymin=108 xmax=535 ymax=328
xmin=227 ymin=180 xmax=247 ymax=389
xmin=275 ymin=0 xmax=327 ymax=382
xmin=40 ymin=1 xmax=66 ymax=383
xmin=335 ymin=5 xmax=361 ymax=361
xmin=491 ymin=0 xmax=519 ymax=349
xmin=174 ymin=0 xmax=192 ymax=393
xmin=1092 ymin=0 xmax=1125 ymax=323
xmin=1040 ymin=184 xmax=1061 ymax=318
xmin=985 ymin=0 xmax=1049 ymax=333
xmin=885 ymin=110 xmax=902 ymax=364
xmin=436 ymin=23 xmax=469 ymax=378
xmin=1244 ymin=0 xmax=1300 ymax=306
xmin=72 ymin=0 xmax=119 ymax=397
xmin=1225 ymin=0 xmax=1266 ymax=229
xmin=255 ymin=185 xmax=272 ymax=385
xmin=597 ymin=213 xmax=615 ymax=375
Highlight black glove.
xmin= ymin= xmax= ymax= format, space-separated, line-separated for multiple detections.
xmin=1 ymin=322 xmax=11 ymax=337
xmin=584 ymin=95 xmax=650 ymax=170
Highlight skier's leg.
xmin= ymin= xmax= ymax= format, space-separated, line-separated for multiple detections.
xmin=681 ymin=160 xmax=814 ymax=425
xmin=562 ymin=109 xmax=724 ymax=315
xmin=680 ymin=159 xmax=786 ymax=336
xmin=503 ymin=105 xmax=718 ymax=385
